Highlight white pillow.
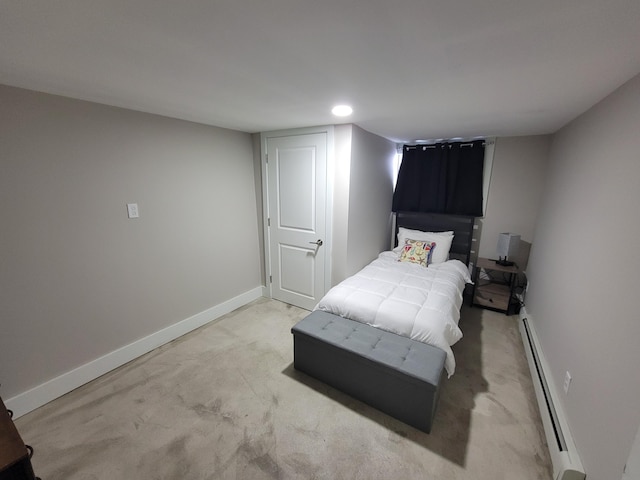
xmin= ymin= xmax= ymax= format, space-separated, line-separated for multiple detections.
xmin=395 ymin=227 xmax=454 ymax=264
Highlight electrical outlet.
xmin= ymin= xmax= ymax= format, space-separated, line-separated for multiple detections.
xmin=563 ymin=371 xmax=572 ymax=394
xmin=127 ymin=203 xmax=139 ymax=218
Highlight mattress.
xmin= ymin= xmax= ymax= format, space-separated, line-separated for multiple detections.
xmin=315 ymin=251 xmax=472 ymax=376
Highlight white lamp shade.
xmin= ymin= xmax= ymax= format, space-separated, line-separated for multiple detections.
xmin=497 ymin=233 xmax=520 ymax=259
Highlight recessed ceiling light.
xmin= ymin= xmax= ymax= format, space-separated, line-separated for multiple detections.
xmin=331 ymin=105 xmax=353 ymax=117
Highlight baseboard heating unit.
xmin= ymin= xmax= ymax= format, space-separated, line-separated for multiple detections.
xmin=519 ymin=310 xmax=586 ymax=480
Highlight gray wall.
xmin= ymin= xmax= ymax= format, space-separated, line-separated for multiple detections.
xmin=345 ymin=125 xmax=396 ymax=276
xmin=478 ymin=135 xmax=551 ymax=270
xmin=330 ymin=125 xmax=353 ymax=285
xmin=251 ymin=133 xmax=266 ymax=287
xmin=526 ymin=73 xmax=640 ymax=480
xmin=0 ymin=85 xmax=261 ymax=399
xmin=330 ymin=124 xmax=395 ymax=284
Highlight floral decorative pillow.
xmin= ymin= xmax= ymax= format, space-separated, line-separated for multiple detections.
xmin=394 ymin=228 xmax=454 ymax=264
xmin=398 ymin=239 xmax=436 ymax=267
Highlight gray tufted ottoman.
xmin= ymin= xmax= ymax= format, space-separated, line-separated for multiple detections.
xmin=291 ymin=310 xmax=446 ymax=433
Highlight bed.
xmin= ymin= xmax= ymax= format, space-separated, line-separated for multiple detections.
xmin=291 ymin=212 xmax=475 ymax=432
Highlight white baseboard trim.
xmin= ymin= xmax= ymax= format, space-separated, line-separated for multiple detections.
xmin=518 ymin=305 xmax=585 ymax=480
xmin=6 ymin=287 xmax=264 ymax=418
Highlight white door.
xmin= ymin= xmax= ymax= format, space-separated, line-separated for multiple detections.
xmin=264 ymin=131 xmax=328 ymax=310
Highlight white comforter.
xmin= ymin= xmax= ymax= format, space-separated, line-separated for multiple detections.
xmin=315 ymin=251 xmax=472 ymax=376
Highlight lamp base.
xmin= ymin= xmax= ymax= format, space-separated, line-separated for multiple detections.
xmin=495 ymin=259 xmax=515 ymax=267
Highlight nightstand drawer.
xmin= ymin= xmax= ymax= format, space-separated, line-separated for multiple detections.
xmin=473 ymin=283 xmax=510 ymax=311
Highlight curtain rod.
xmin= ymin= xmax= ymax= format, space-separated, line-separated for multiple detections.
xmin=400 ymin=138 xmax=495 ymax=150
xmin=404 ymin=141 xmax=486 ymax=150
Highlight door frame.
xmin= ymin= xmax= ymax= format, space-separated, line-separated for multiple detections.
xmin=260 ymin=126 xmax=334 ymax=304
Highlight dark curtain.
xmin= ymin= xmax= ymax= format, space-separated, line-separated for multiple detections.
xmin=392 ymin=140 xmax=484 ymax=216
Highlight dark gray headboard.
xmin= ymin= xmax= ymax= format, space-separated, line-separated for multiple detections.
xmin=394 ymin=211 xmax=475 ymax=265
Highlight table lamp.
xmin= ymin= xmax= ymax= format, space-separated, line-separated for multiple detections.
xmin=496 ymin=233 xmax=520 ymax=266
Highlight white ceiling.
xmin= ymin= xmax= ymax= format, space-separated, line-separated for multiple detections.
xmin=1 ymin=0 xmax=639 ymax=143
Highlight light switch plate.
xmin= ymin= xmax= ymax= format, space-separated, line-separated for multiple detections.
xmin=127 ymin=203 xmax=139 ymax=218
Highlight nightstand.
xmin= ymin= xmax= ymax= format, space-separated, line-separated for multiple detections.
xmin=0 ymin=397 xmax=39 ymax=480
xmin=472 ymin=257 xmax=520 ymax=315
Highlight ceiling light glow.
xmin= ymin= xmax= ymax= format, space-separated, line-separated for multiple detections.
xmin=332 ymin=105 xmax=353 ymax=117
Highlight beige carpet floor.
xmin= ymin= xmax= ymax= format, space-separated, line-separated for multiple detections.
xmin=15 ymin=298 xmax=552 ymax=479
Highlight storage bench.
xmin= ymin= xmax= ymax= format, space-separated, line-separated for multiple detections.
xmin=291 ymin=310 xmax=446 ymax=433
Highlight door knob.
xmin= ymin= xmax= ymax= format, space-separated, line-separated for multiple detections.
xmin=309 ymin=239 xmax=323 ymax=246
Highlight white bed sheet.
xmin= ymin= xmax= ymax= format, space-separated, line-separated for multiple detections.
xmin=315 ymin=251 xmax=472 ymax=376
